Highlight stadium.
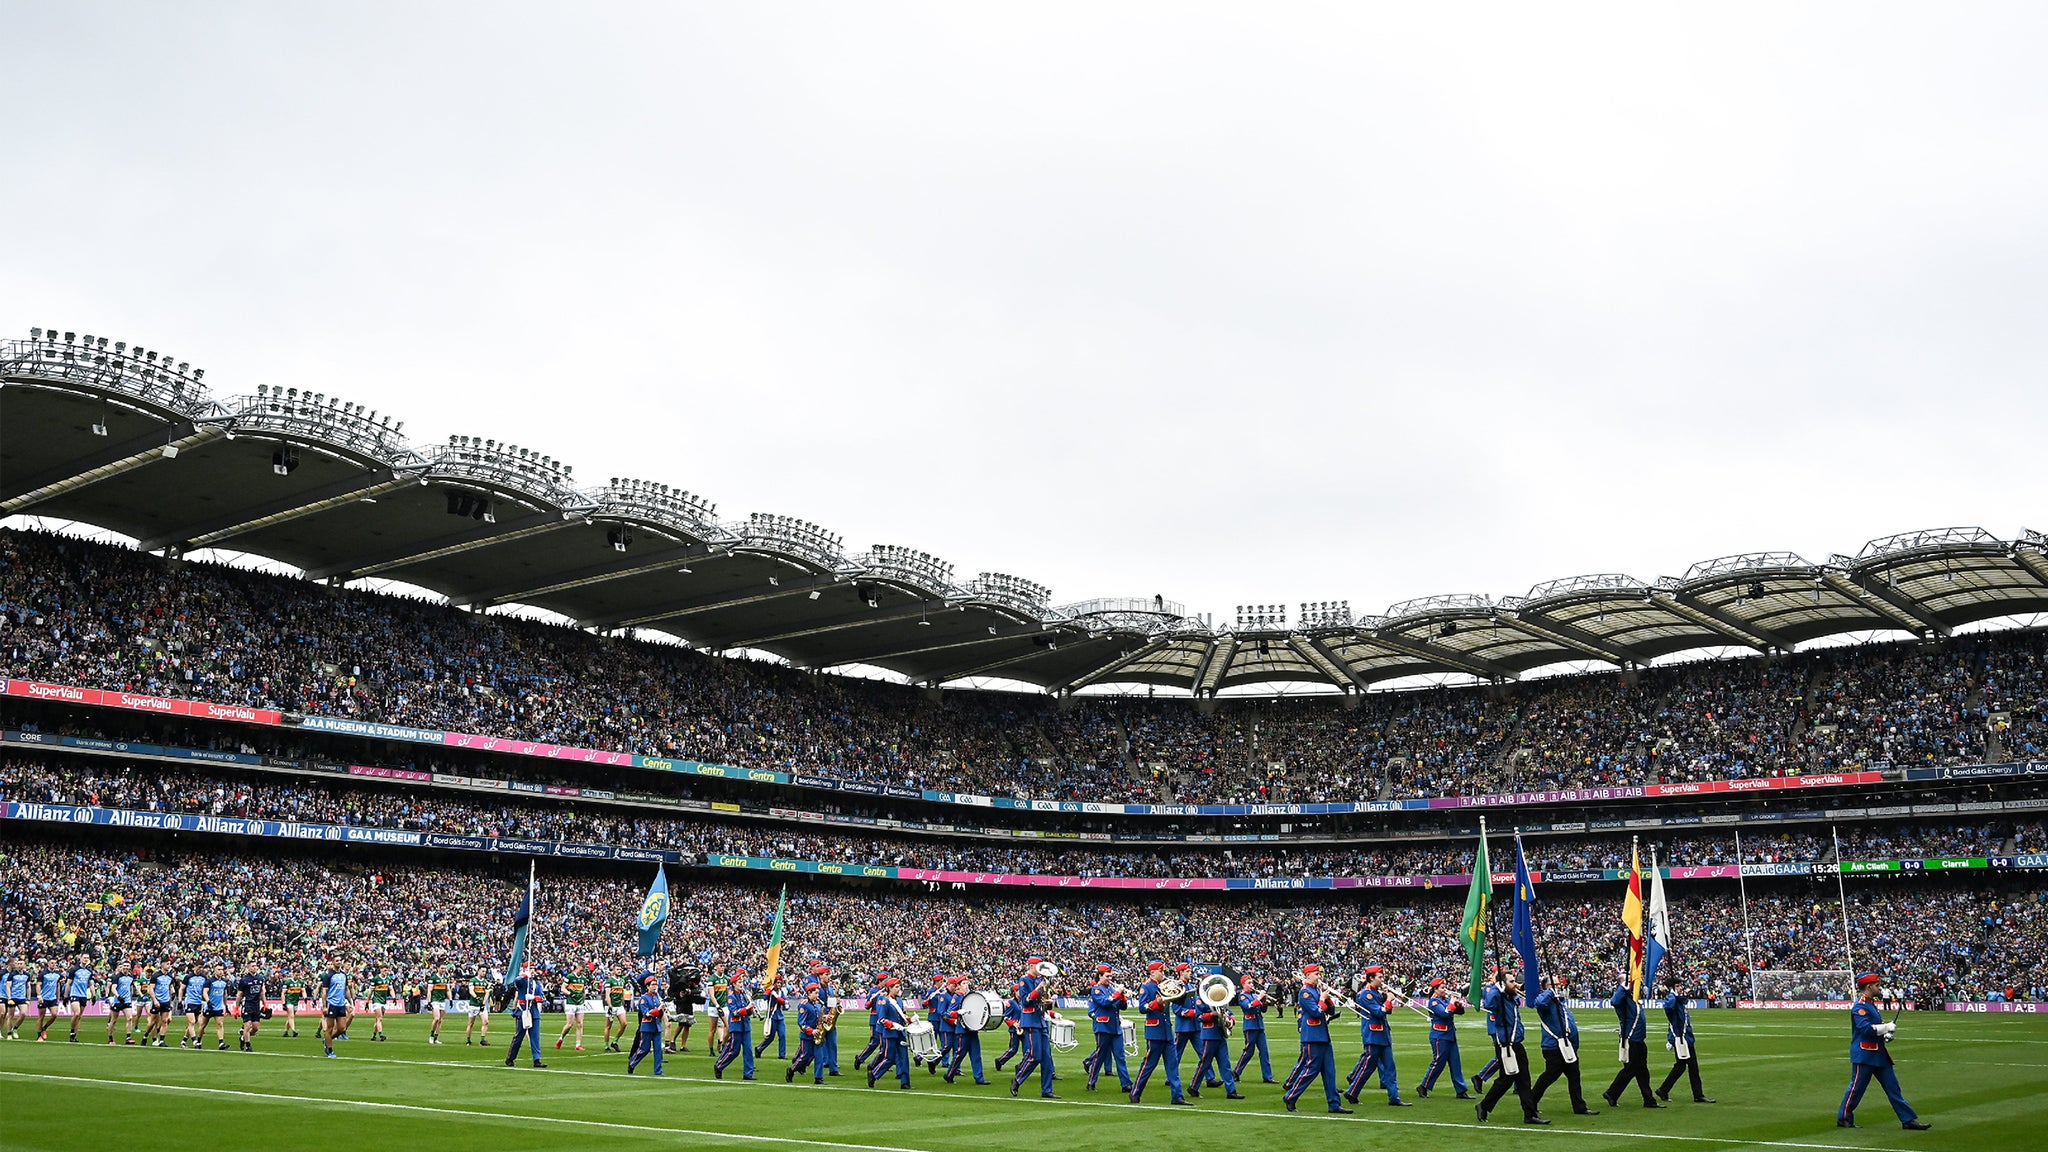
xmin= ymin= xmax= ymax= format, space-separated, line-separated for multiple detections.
xmin=6 ymin=8 xmax=2048 ymax=1152
xmin=2 ymin=322 xmax=2045 ymax=1152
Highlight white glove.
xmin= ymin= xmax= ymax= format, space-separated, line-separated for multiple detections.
xmin=1873 ymin=1022 xmax=1896 ymax=1039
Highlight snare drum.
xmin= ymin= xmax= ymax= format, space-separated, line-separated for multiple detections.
xmin=1048 ymin=1015 xmax=1077 ymax=1051
xmin=1120 ymin=1017 xmax=1137 ymax=1054
xmin=904 ymin=1020 xmax=940 ymax=1061
xmin=958 ymin=990 xmax=1002 ymax=1032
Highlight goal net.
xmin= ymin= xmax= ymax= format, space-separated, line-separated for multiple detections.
xmin=1752 ymin=970 xmax=1853 ymax=1002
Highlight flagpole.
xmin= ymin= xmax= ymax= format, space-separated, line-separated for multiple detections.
xmin=1734 ymin=828 xmax=1758 ymax=1001
xmin=1831 ymin=824 xmax=1855 ymax=981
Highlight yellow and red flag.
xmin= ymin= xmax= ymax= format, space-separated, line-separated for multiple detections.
xmin=1621 ymin=842 xmax=1646 ymax=999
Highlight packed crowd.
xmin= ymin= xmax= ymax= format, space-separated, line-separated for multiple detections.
xmin=3 ymin=837 xmax=2044 ymax=1006
xmin=3 ymin=755 xmax=2035 ymax=880
xmin=3 ymin=529 xmax=2041 ymax=808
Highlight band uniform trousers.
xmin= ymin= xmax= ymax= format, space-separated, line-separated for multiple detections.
xmin=1419 ymin=1032 xmax=1467 ymax=1095
xmin=1607 ymin=1040 xmax=1656 ymax=1105
xmin=1194 ymin=1036 xmax=1238 ymax=1094
xmin=946 ymin=1027 xmax=986 ymax=1083
xmin=714 ymin=1025 xmax=756 ymax=1079
xmin=1010 ymin=1025 xmax=1054 ymax=1097
xmin=1346 ymin=1045 xmax=1397 ymax=1103
xmin=627 ymin=1026 xmax=663 ymax=1075
xmin=1132 ymin=1037 xmax=1184 ymax=1102
xmin=867 ymin=1030 xmax=911 ymax=1087
xmin=791 ymin=1033 xmax=824 ymax=1082
xmin=755 ymin=1013 xmax=785 ymax=1059
xmin=1084 ymin=1030 xmax=1131 ymax=1091
xmin=1660 ymin=1044 xmax=1705 ymax=1101
xmin=1531 ymin=1046 xmax=1588 ymax=1112
xmin=507 ymin=1007 xmax=543 ymax=1063
xmin=1480 ymin=1040 xmax=1540 ymax=1120
xmin=994 ymin=1026 xmax=1022 ymax=1070
xmin=1235 ymin=1027 xmax=1273 ymax=1082
xmin=1839 ymin=1062 xmax=1917 ymax=1125
xmin=1284 ymin=1041 xmax=1343 ymax=1111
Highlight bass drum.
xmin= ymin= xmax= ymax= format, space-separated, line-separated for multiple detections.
xmin=958 ymin=990 xmax=1003 ymax=1032
xmin=903 ymin=1020 xmax=940 ymax=1061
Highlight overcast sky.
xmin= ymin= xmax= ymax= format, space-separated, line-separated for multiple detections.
xmin=6 ymin=2 xmax=2044 ymax=629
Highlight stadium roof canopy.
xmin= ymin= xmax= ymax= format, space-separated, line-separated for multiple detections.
xmin=7 ymin=328 xmax=2046 ymax=694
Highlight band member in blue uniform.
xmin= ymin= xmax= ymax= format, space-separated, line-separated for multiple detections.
xmin=924 ymin=972 xmax=952 ymax=1073
xmin=1529 ymin=974 xmax=1597 ymax=1115
xmin=867 ymin=977 xmax=913 ymax=1089
xmin=1131 ymin=960 xmax=1188 ymax=1105
xmin=1839 ymin=973 xmax=1930 ymax=1130
xmin=1417 ymin=977 xmax=1473 ymax=1098
xmin=1193 ymin=981 xmax=1245 ymax=1099
xmin=503 ymin=963 xmax=548 ymax=1068
xmin=1282 ymin=964 xmax=1351 ymax=1114
xmin=854 ymin=972 xmax=887 ymax=1072
xmin=1168 ymin=963 xmax=1207 ymax=1089
xmin=943 ymin=974 xmax=988 ymax=1084
xmin=811 ymin=964 xmax=841 ymax=1075
xmin=1656 ymin=974 xmax=1714 ymax=1103
xmin=1474 ymin=968 xmax=1547 ymax=1124
xmin=1345 ymin=966 xmax=1410 ymax=1106
xmin=1602 ymin=975 xmax=1662 ymax=1109
xmin=1234 ymin=974 xmax=1274 ymax=1083
xmin=714 ymin=969 xmax=757 ymax=1079
xmin=1473 ymin=966 xmax=1501 ymax=1092
xmin=994 ymin=992 xmax=1023 ymax=1070
xmin=1009 ymin=957 xmax=1056 ymax=1098
xmin=788 ymin=982 xmax=827 ymax=1083
xmin=627 ymin=974 xmax=666 ymax=1075
xmin=1082 ymin=965 xmax=1133 ymax=1093
xmin=755 ymin=981 xmax=788 ymax=1061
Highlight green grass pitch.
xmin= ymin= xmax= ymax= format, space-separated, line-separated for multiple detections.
xmin=1 ymin=1011 xmax=2041 ymax=1152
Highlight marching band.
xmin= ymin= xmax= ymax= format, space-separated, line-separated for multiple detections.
xmin=7 ymin=950 xmax=1943 ymax=1133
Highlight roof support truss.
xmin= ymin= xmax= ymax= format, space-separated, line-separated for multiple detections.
xmin=2 ymin=421 xmax=210 ymax=512
xmin=1822 ymin=570 xmax=1950 ymax=637
xmin=1305 ymin=635 xmax=1373 ymax=691
xmin=1366 ymin=630 xmax=1513 ymax=681
xmin=137 ymin=468 xmax=412 ymax=553
xmin=1058 ymin=636 xmax=1178 ymax=693
xmin=305 ymin=511 xmax=572 ymax=582
xmin=449 ymin=541 xmax=710 ymax=608
xmin=1499 ymin=612 xmax=1647 ymax=665
xmin=575 ymin=571 xmax=845 ymax=631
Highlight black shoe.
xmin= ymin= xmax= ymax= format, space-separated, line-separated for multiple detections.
xmin=504 ymin=1057 xmax=516 ymax=1067
xmin=1188 ymin=1090 xmax=1202 ymax=1099
xmin=1415 ymin=1086 xmax=1428 ymax=1098
xmin=1041 ymin=1093 xmax=1059 ymax=1100
xmin=532 ymin=1061 xmax=546 ymax=1068
xmin=1329 ymin=1106 xmax=1353 ymax=1114
xmin=1010 ymin=1083 xmax=1019 ymax=1097
xmin=1575 ymin=1107 xmax=1601 ymax=1115
xmin=1837 ymin=1119 xmax=1857 ymax=1129
xmin=1525 ymin=1115 xmax=1552 ymax=1125
xmin=829 ymin=1070 xmax=842 ymax=1076
xmin=1227 ymin=1092 xmax=1246 ymax=1100
xmin=1388 ymin=1100 xmax=1413 ymax=1107
xmin=1903 ymin=1121 xmax=1932 ymax=1131
xmin=1475 ymin=1102 xmax=1489 ymax=1122
xmin=1283 ymin=1098 xmax=1295 ymax=1112
xmin=1657 ymin=1088 xmax=1671 ymax=1102
xmin=1695 ymin=1097 xmax=1716 ymax=1104
xmin=1645 ymin=1100 xmax=1667 ymax=1109
xmin=1171 ymin=1098 xmax=1192 ymax=1106
xmin=786 ymin=1067 xmax=795 ymax=1082
xmin=1602 ymin=1093 xmax=1618 ymax=1109
xmin=1456 ymin=1092 xmax=1474 ymax=1100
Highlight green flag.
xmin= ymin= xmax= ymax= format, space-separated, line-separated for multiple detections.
xmin=1460 ymin=822 xmax=1493 ymax=1002
xmin=763 ymin=885 xmax=787 ymax=986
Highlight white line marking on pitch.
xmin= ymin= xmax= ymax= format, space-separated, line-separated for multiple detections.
xmin=0 ymin=1049 xmax=1928 ymax=1152
xmin=0 ymin=1071 xmax=934 ymax=1152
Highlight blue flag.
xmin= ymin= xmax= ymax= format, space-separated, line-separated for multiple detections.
xmin=1511 ymin=835 xmax=1541 ymax=993
xmin=506 ymin=861 xmax=538 ymax=976
xmin=637 ymin=865 xmax=671 ymax=958
xmin=1643 ymin=862 xmax=1670 ymax=992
